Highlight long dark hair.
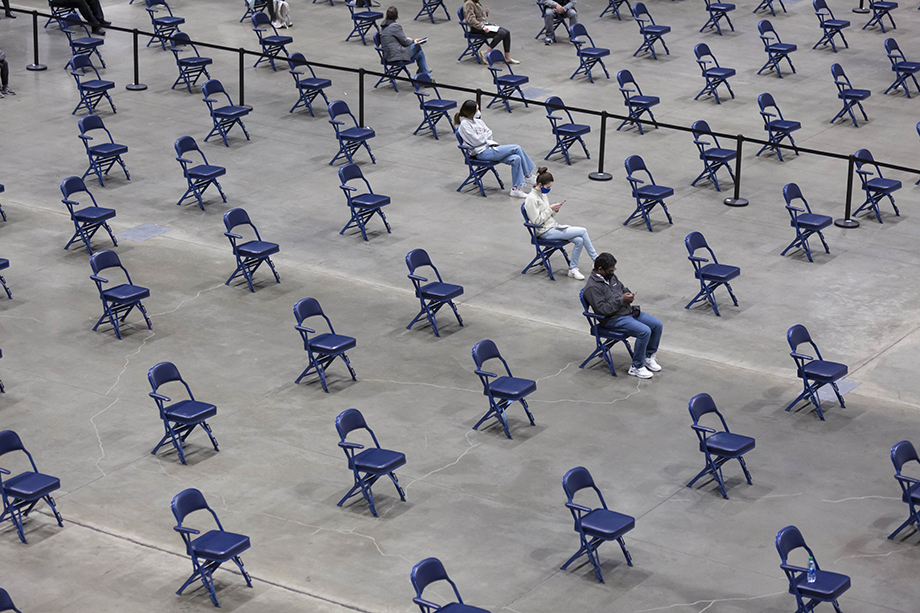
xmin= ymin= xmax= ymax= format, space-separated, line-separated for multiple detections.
xmin=454 ymin=100 xmax=478 ymax=126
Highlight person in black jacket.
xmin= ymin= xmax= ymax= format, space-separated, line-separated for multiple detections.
xmin=379 ymin=6 xmax=429 ymax=75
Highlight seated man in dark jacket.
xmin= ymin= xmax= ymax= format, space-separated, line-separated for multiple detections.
xmin=379 ymin=6 xmax=429 ymax=75
xmin=51 ymin=0 xmax=109 ymax=34
xmin=582 ymin=252 xmax=663 ymax=379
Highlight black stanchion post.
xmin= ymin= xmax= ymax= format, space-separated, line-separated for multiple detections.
xmin=126 ymin=29 xmax=147 ymax=91
xmin=238 ymin=48 xmax=245 ymax=106
xmin=852 ymin=0 xmax=869 ymax=14
xmin=476 ymin=88 xmax=482 ymax=108
xmin=589 ymin=111 xmax=612 ymax=181
xmin=835 ymin=155 xmax=860 ymax=228
xmin=27 ymin=11 xmax=47 ymax=71
xmin=359 ymin=68 xmax=365 ymax=127
xmin=724 ymin=134 xmax=749 ymax=206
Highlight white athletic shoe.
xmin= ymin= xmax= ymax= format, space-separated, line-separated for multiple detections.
xmin=628 ymin=365 xmax=654 ymax=379
xmin=644 ymin=354 xmax=661 ymax=372
xmin=567 ymin=268 xmax=585 ymax=280
xmin=509 ymin=187 xmax=528 ymax=198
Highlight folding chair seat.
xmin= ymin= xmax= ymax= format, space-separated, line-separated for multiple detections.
xmin=830 ymin=63 xmax=870 ymax=127
xmin=89 ymin=250 xmax=151 ymax=339
xmin=335 ymin=408 xmax=406 ymax=517
xmin=406 ymin=249 xmax=463 ymax=337
xmin=623 ymin=155 xmax=673 ymax=232
xmin=222 ymin=208 xmax=280 ymax=292
xmin=251 ymin=11 xmax=292 ymax=70
xmin=753 ymin=0 xmax=786 ymax=16
xmin=328 ymin=100 xmax=376 ymax=165
xmin=61 ymin=13 xmax=105 ymax=68
xmin=757 ymin=20 xmax=796 ymax=78
xmin=884 ymin=38 xmax=919 ymax=97
xmin=535 ymin=0 xmax=568 ymax=41
xmin=0 ymin=430 xmax=64 ymax=544
xmin=701 ymin=0 xmax=735 ymax=35
xmin=568 ymin=24 xmax=610 ymax=83
xmin=145 ymin=0 xmax=185 ymax=50
xmin=0 ymin=588 xmax=22 ymax=613
xmin=148 ymin=362 xmax=219 ymax=465
xmin=338 ymin=163 xmax=391 ymax=241
xmin=411 ymin=558 xmax=491 ymax=613
xmin=686 ymin=393 xmax=754 ymax=498
xmin=412 ymin=73 xmax=457 ymax=139
xmin=561 ymin=466 xmax=634 ymax=583
xmin=60 ymin=176 xmax=117 ymax=254
xmin=69 ymin=54 xmax=116 ymax=115
xmin=286 ymin=52 xmax=331 ymax=115
xmin=631 ymin=3 xmax=670 ymax=59
xmin=170 ymin=32 xmax=212 ymax=93
xmin=471 ymin=339 xmax=536 ymax=439
xmin=616 ymin=69 xmax=658 ymax=134
xmin=544 ymin=96 xmax=590 ymax=165
xmin=174 ymin=136 xmax=226 ymax=209
xmin=786 ymin=324 xmax=847 ymax=420
xmin=0 ymin=261 xmax=9 ymax=300
xmin=77 ymin=114 xmax=130 ymax=187
xmin=600 ymin=0 xmax=630 ymax=20
xmin=863 ymin=0 xmax=897 ymax=31
xmin=781 ymin=183 xmax=831 ymax=262
xmin=853 ymin=148 xmax=900 ymax=223
xmin=455 ymin=130 xmax=504 ymax=196
xmin=776 ymin=526 xmax=851 ymax=613
xmin=486 ymin=49 xmax=529 ymax=113
xmin=240 ymin=0 xmax=269 ymax=22
xmin=578 ymin=289 xmax=632 ymax=376
xmin=415 ymin=0 xmax=450 ymax=23
xmin=171 ymin=488 xmax=252 ymax=608
xmin=456 ymin=7 xmax=489 ymax=63
xmin=813 ymin=0 xmax=849 ymax=52
xmin=201 ymin=79 xmax=252 ymax=146
xmin=345 ymin=1 xmax=382 ymax=45
xmin=293 ymin=297 xmax=357 ymax=392
xmin=684 ymin=231 xmax=739 ymax=316
xmin=756 ymin=93 xmax=800 ymax=161
xmin=0 ymin=184 xmax=6 ymax=222
xmin=888 ymin=440 xmax=920 ymax=539
xmin=694 ymin=43 xmax=735 ymax=104
xmin=690 ymin=120 xmax=736 ymax=192
xmin=520 ymin=203 xmax=570 ymax=280
xmin=372 ymin=32 xmax=412 ymax=91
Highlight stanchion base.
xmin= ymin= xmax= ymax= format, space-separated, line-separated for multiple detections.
xmin=126 ymin=83 xmax=148 ymax=91
xmin=723 ymin=197 xmax=749 ymax=207
xmin=834 ymin=218 xmax=860 ymax=228
xmin=589 ymin=172 xmax=613 ymax=181
xmin=851 ymin=7 xmax=870 ymax=12
xmin=26 ymin=64 xmax=47 ymax=71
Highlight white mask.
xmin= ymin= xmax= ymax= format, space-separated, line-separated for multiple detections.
xmin=474 ymin=110 xmax=482 ymax=119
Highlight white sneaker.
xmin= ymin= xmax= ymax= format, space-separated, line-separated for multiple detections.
xmin=567 ymin=268 xmax=585 ymax=280
xmin=628 ymin=365 xmax=654 ymax=379
xmin=644 ymin=355 xmax=661 ymax=372
xmin=271 ymin=20 xmax=283 ymax=28
xmin=525 ymin=173 xmax=537 ymax=186
xmin=509 ymin=187 xmax=528 ymax=198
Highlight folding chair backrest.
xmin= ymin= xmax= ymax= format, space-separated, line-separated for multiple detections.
xmin=562 ymin=465 xmax=596 ymax=501
xmin=783 ymin=182 xmax=808 ymax=210
xmin=786 ymin=324 xmax=815 ymax=353
xmin=688 ymin=392 xmax=719 ymax=423
xmin=223 ymin=207 xmax=253 ymax=234
xmin=406 ymin=248 xmax=433 ymax=274
xmin=174 ymin=135 xmax=199 ymax=159
xmin=758 ymin=92 xmax=777 ymax=113
xmin=61 ymin=176 xmax=90 ymax=201
xmin=335 ymin=407 xmax=369 ymax=440
xmin=293 ymin=297 xmax=328 ymax=326
xmin=691 ymin=120 xmax=720 ymax=149
xmin=891 ymin=440 xmax=919 ymax=473
xmin=0 ymin=588 xmax=19 ymax=613
xmin=78 ymin=113 xmax=106 ymax=135
xmin=328 ymin=100 xmax=352 ymax=123
xmin=252 ymin=10 xmax=271 ymax=28
xmin=0 ymin=430 xmax=26 ymax=457
xmin=685 ymin=231 xmax=714 ymax=260
xmin=90 ymin=249 xmax=123 ymax=275
xmin=202 ymin=78 xmax=227 ymax=100
xmin=413 ymin=72 xmax=435 ymax=91
xmin=853 ymin=148 xmax=875 ymax=167
xmin=757 ymin=19 xmax=774 ymax=37
xmin=624 ymin=154 xmax=648 ymax=178
xmin=411 ymin=558 xmax=463 ymax=602
xmin=148 ymin=361 xmax=183 ymax=391
xmin=146 ymin=0 xmax=169 ymax=8
xmin=694 ymin=43 xmax=714 ymax=64
xmin=171 ymin=487 xmax=210 ymax=525
xmin=170 ymin=31 xmax=193 ymax=51
xmin=338 ymin=162 xmax=364 ymax=185
xmin=633 ymin=2 xmax=650 ymax=20
xmin=569 ymin=23 xmax=589 ymax=42
xmin=813 ymin=0 xmax=830 ymax=13
xmin=884 ymin=38 xmax=899 ymax=57
xmin=830 ymin=63 xmax=848 ymax=86
xmin=617 ymin=69 xmax=636 ymax=88
xmin=775 ymin=525 xmax=808 ymax=562
xmin=70 ymin=53 xmax=96 ymax=74
xmin=471 ymin=339 xmax=502 ymax=370
xmin=544 ymin=96 xmax=573 ymax=123
xmin=486 ymin=49 xmax=505 ymax=70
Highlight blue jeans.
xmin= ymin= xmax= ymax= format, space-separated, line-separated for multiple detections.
xmin=540 ymin=226 xmax=596 ymax=268
xmin=603 ymin=312 xmax=662 ymax=368
xmin=475 ymin=144 xmax=535 ymax=188
xmin=409 ymin=44 xmax=429 ymax=75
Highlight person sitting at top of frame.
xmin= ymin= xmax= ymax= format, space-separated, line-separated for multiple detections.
xmin=542 ymin=0 xmax=577 ymax=46
xmin=0 ymin=50 xmax=13 ymax=98
xmin=464 ymin=0 xmax=518 ymax=64
xmin=380 ymin=6 xmax=429 ymax=75
xmin=50 ymin=0 xmax=109 ymax=34
xmin=582 ymin=252 xmax=663 ymax=379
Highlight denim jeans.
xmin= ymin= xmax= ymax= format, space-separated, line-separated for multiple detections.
xmin=475 ymin=144 xmax=535 ymax=188
xmin=409 ymin=44 xmax=429 ymax=75
xmin=540 ymin=226 xmax=596 ymax=268
xmin=603 ymin=312 xmax=662 ymax=368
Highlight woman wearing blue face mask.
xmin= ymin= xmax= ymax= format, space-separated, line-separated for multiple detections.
xmin=523 ymin=167 xmax=597 ymax=280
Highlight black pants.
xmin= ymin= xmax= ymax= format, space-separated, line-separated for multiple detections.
xmin=482 ymin=27 xmax=511 ymax=53
xmin=262 ymin=0 xmax=276 ymax=20
xmin=1 ymin=58 xmax=8 ymax=88
xmin=50 ymin=0 xmax=104 ymax=26
xmin=2 ymin=0 xmax=12 ymax=15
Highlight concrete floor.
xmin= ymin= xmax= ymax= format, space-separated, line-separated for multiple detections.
xmin=0 ymin=0 xmax=919 ymax=611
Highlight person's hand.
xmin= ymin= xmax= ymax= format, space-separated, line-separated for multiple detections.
xmin=414 ymin=38 xmax=423 ymax=43
xmin=622 ymin=292 xmax=635 ymax=304
xmin=485 ymin=6 xmax=490 ymax=16
xmin=550 ymin=203 xmax=562 ymax=212
xmin=555 ymin=4 xmax=565 ymax=13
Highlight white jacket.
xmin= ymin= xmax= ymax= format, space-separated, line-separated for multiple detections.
xmin=524 ymin=189 xmax=559 ymax=236
xmin=457 ymin=112 xmax=497 ymax=156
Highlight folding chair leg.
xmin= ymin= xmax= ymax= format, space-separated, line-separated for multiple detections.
xmin=737 ymin=456 xmax=753 ymax=484
xmin=387 ymin=471 xmax=406 ymax=501
xmin=617 ymin=536 xmax=633 ymax=566
xmin=887 ymin=514 xmax=918 ymax=539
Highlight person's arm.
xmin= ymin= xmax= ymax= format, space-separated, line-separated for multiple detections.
xmin=584 ymin=281 xmax=623 ymax=318
xmin=542 ymin=0 xmax=560 ymax=9
xmin=457 ymin=120 xmax=490 ymax=150
xmin=524 ymin=192 xmax=555 ymax=227
xmin=392 ymin=24 xmax=413 ymax=47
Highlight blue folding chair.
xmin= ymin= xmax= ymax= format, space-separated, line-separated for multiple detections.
xmin=335 ymin=408 xmax=406 ymax=517
xmin=701 ymin=0 xmax=735 ymax=35
xmin=201 ymin=79 xmax=252 ymax=146
xmin=0 ymin=430 xmax=64 ymax=544
xmin=884 ymin=38 xmax=919 ymax=97
xmin=863 ymin=0 xmax=897 ymax=31
xmin=345 ymin=0 xmax=382 ymax=45
xmin=782 ymin=183 xmax=831 ymax=262
xmin=60 ymin=176 xmax=117 ymax=254
xmin=486 ymin=49 xmax=529 ymax=113
xmin=776 ymin=526 xmax=851 ymax=613
xmin=829 ymin=64 xmax=870 ymax=127
xmin=411 ymin=558 xmax=491 ymax=613
xmin=786 ymin=324 xmax=847 ymax=420
xmin=90 ymin=250 xmax=151 ymax=339
xmin=175 ymin=136 xmax=226 ymax=209
xmin=853 ymin=148 xmax=900 ymax=223
xmin=685 ymin=231 xmax=740 ymax=316
xmin=888 ymin=440 xmax=920 ymax=539
xmin=61 ymin=12 xmax=105 ymax=68
xmin=757 ymin=20 xmax=796 ymax=78
xmin=561 ymin=466 xmax=635 ymax=583
xmin=624 ymin=155 xmax=673 ymax=232
xmin=544 ymin=96 xmax=590 ymax=164
xmin=223 ymin=208 xmax=280 ymax=292
xmin=251 ymin=11 xmax=292 ymax=70
xmin=455 ymin=130 xmax=504 ymax=196
xmin=456 ymin=7 xmax=489 ymax=63
xmin=616 ymin=69 xmax=658 ymax=134
xmin=0 ymin=263 xmax=8 ymax=301
xmin=148 ymin=362 xmax=219 ymax=465
xmin=813 ymin=0 xmax=849 ymax=52
xmin=631 ymin=3 xmax=670 ymax=59
xmin=70 ymin=54 xmax=116 ymax=115
xmin=415 ymin=0 xmax=450 ymax=23
xmin=600 ymin=0 xmax=630 ymax=20
xmin=471 ymin=339 xmax=536 ymax=439
xmin=754 ymin=0 xmax=786 ymax=15
xmin=412 ymin=73 xmax=457 ymax=139
xmin=240 ymin=0 xmax=269 ymax=22
xmin=170 ymin=32 xmax=212 ymax=93
xmin=0 ymin=588 xmax=22 ymax=613
xmin=171 ymin=488 xmax=252 ymax=608
xmin=757 ymin=93 xmax=800 ymax=161
xmin=578 ymin=289 xmax=632 ymax=376
xmin=338 ymin=163 xmax=391 ymax=241
xmin=293 ymin=297 xmax=357 ymax=392
xmin=145 ymin=0 xmax=185 ymax=50
xmin=690 ymin=120 xmax=736 ymax=192
xmin=521 ymin=203 xmax=571 ymax=280
xmin=568 ymin=23 xmax=610 ymax=83
xmin=78 ymin=114 xmax=130 ymax=187
xmin=44 ymin=0 xmax=70 ymax=30
xmin=286 ymin=52 xmax=331 ymax=115
xmin=536 ymin=0 xmax=569 ymax=41
xmin=694 ymin=43 xmax=735 ymax=104
xmin=406 ymin=248 xmax=463 ymax=337
xmin=372 ymin=32 xmax=412 ymax=91
xmin=328 ymin=100 xmax=376 ymax=165
xmin=686 ymin=393 xmax=754 ymax=499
